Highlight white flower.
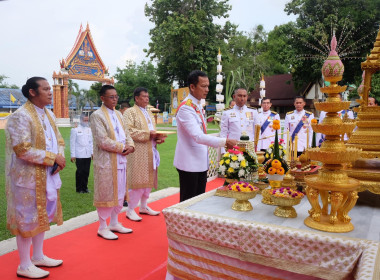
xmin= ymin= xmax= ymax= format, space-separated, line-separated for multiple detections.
xmin=230 ymin=162 xmax=239 ymax=169
xmin=237 ymin=154 xmax=245 ymax=162
xmin=238 ymin=169 xmax=245 ymax=177
xmin=219 ymin=165 xmax=226 ymax=173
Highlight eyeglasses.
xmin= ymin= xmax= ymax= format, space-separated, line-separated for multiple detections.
xmin=104 ymin=95 xmax=119 ymax=100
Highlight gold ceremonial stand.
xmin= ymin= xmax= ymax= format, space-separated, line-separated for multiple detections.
xmin=304 ymin=34 xmax=362 ymax=233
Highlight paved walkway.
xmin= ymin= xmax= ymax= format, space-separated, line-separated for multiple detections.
xmin=0 ymin=187 xmax=180 ymax=256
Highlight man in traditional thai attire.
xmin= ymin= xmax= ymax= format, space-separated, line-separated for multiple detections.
xmin=257 ymin=97 xmax=280 ymax=152
xmin=284 ymin=96 xmax=314 ymax=157
xmin=70 ymin=113 xmax=93 ymax=193
xmin=174 ymin=70 xmax=237 ymax=202
xmin=220 ymin=88 xmax=258 ymax=153
xmin=5 ymin=77 xmax=66 ymax=279
xmin=368 ymin=97 xmax=378 ymax=107
xmin=124 ymin=87 xmax=165 ymax=221
xmin=90 ymin=85 xmax=135 ymax=240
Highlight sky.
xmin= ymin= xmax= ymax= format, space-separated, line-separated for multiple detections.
xmin=0 ymin=0 xmax=297 ymax=89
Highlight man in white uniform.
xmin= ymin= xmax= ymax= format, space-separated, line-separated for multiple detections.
xmin=174 ymin=70 xmax=237 ymax=202
xmin=317 ymin=110 xmax=354 ymax=145
xmin=6 ymin=77 xmax=66 ymax=279
xmin=284 ymin=96 xmax=314 ymax=157
xmin=70 ymin=113 xmax=93 ymax=193
xmin=220 ymin=88 xmax=258 ymax=153
xmin=91 ymin=85 xmax=135 ymax=240
xmin=256 ymin=97 xmax=280 ymax=152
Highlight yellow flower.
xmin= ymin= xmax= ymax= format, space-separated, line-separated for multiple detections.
xmin=231 ymin=155 xmax=238 ymax=161
xmin=210 ymin=160 xmax=213 ymax=164
xmin=223 ymin=152 xmax=230 ymax=157
xmin=227 ymin=167 xmax=234 ymax=173
xmin=225 ymin=159 xmax=230 ymax=165
xmin=240 ymin=160 xmax=246 ymax=168
xmin=219 ymin=160 xmax=224 ymax=165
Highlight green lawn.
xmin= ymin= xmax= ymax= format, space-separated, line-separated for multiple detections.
xmin=0 ymin=127 xmax=179 ymax=241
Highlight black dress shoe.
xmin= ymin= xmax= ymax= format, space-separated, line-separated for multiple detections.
xmin=123 ymin=200 xmax=128 ymax=207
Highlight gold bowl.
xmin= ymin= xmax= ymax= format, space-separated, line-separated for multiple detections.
xmin=306 ymin=148 xmax=361 ymax=164
xmin=311 ymin=123 xmax=356 ymax=135
xmin=228 ymin=190 xmax=259 ymax=211
xmin=271 ymin=196 xmax=302 ymax=218
xmin=314 ymin=101 xmax=350 ymax=113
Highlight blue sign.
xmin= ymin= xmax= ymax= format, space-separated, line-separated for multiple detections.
xmin=206 ymin=105 xmax=216 ymax=111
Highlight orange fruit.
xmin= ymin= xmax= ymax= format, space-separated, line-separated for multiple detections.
xmin=271 ymin=159 xmax=282 ymax=169
xmin=268 ymin=167 xmax=277 ymax=175
xmin=276 ymin=167 xmax=285 ymax=175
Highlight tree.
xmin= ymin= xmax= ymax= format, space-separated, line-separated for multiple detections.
xmin=0 ymin=75 xmax=19 ymax=89
xmin=144 ymin=0 xmax=236 ymax=88
xmin=114 ymin=60 xmax=171 ymax=111
xmin=284 ymin=0 xmax=379 ymax=88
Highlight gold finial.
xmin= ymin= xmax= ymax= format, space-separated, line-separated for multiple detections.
xmin=218 ymin=48 xmax=221 ymax=55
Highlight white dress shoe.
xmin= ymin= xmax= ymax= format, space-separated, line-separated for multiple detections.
xmin=97 ymin=228 xmax=118 ymax=240
xmin=32 ymin=255 xmax=63 ymax=267
xmin=139 ymin=205 xmax=160 ymax=216
xmin=17 ymin=265 xmax=49 ymax=279
xmin=126 ymin=210 xmax=142 ymax=221
xmin=108 ymin=223 xmax=133 ymax=234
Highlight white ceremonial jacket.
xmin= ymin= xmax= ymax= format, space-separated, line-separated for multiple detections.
xmin=70 ymin=124 xmax=93 ymax=158
xmin=220 ymin=104 xmax=258 ymax=141
xmin=174 ymin=94 xmax=226 ymax=172
xmin=284 ymin=109 xmax=314 ymax=152
xmin=257 ymin=110 xmax=281 ymax=150
xmin=317 ymin=110 xmax=354 ymax=143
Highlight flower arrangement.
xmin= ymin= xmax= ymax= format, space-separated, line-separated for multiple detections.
xmin=265 ymin=139 xmax=286 ymax=160
xmin=219 ymin=146 xmax=258 ymax=180
xmin=227 ymin=181 xmax=259 ymax=192
xmin=264 ymin=120 xmax=289 ymax=174
xmin=271 ymin=187 xmax=304 ymax=199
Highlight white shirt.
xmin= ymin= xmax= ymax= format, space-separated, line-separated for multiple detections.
xmin=70 ymin=124 xmax=93 ymax=158
xmin=139 ymin=106 xmax=160 ymax=170
xmin=174 ymin=94 xmax=226 ymax=172
xmin=257 ymin=110 xmax=281 ymax=150
xmin=220 ymin=104 xmax=258 ymax=141
xmin=284 ymin=109 xmax=314 ymax=152
xmin=106 ymin=107 xmax=127 ymax=169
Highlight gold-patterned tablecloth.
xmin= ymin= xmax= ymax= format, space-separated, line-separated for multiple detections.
xmin=163 ymin=191 xmax=380 ymax=280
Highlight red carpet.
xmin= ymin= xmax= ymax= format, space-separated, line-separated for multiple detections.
xmin=0 ymin=178 xmax=224 ymax=280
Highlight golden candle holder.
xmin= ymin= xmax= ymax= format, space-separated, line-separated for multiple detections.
xmin=271 ymin=196 xmax=302 ymax=218
xmin=228 ymin=190 xmax=259 ymax=211
xmin=304 ymin=34 xmax=361 ymax=233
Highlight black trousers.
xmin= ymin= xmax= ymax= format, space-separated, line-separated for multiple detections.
xmin=177 ymin=169 xmax=208 ymax=202
xmin=75 ymin=158 xmax=91 ymax=192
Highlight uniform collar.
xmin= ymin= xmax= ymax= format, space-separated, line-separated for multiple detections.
xmin=188 ymin=93 xmax=202 ymax=107
xmin=106 ymin=106 xmax=115 ymax=115
xmin=33 ymin=104 xmax=45 ymax=116
xmin=234 ymin=104 xmax=246 ymax=111
xmin=295 ymin=109 xmax=305 ymax=115
xmin=139 ymin=106 xmax=147 ymax=112
xmin=262 ymin=109 xmax=270 ymax=114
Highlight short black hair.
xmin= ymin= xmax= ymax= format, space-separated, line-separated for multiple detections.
xmin=187 ymin=70 xmax=208 ymax=87
xmin=133 ymin=87 xmax=148 ymax=100
xmin=99 ymin=85 xmax=116 ymax=97
xmin=262 ymin=97 xmax=271 ymax=102
xmin=233 ymin=88 xmax=247 ymax=95
xmin=294 ymin=96 xmax=306 ymax=102
xmin=120 ymin=101 xmax=130 ymax=109
xmin=21 ymin=77 xmax=47 ymax=99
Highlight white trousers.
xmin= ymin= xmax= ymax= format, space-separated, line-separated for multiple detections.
xmin=97 ymin=168 xmax=126 ymax=229
xmin=128 ymin=188 xmax=152 ymax=210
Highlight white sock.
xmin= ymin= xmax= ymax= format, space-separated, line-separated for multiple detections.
xmin=32 ymin=232 xmax=45 ymax=261
xmin=140 ymin=198 xmax=147 ymax=210
xmin=16 ymin=235 xmax=32 ymax=270
xmin=98 ymin=216 xmax=108 ymax=230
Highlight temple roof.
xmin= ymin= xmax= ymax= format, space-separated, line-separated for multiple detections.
xmin=60 ymin=23 xmax=108 ymax=80
xmin=0 ymin=88 xmax=53 ymax=109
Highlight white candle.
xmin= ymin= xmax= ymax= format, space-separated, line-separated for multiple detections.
xmin=216 ymin=74 xmax=223 ymax=83
xmin=217 ymin=64 xmax=222 ymax=73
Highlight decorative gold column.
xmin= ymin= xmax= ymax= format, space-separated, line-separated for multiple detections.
xmin=304 ymin=33 xmax=361 ymax=233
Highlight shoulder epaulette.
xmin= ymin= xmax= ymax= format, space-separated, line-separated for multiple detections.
xmin=223 ymin=107 xmax=232 ymax=111
xmin=185 ymin=99 xmax=192 ymax=106
xmin=247 ymin=106 xmax=257 ymax=110
xmin=305 ymin=110 xmax=312 ymax=115
xmin=286 ymin=111 xmax=294 ymax=115
xmin=271 ymin=110 xmax=278 ymax=115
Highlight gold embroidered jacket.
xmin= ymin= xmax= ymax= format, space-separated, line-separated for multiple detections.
xmin=124 ymin=105 xmax=157 ymax=189
xmin=91 ymin=105 xmax=134 ymax=207
xmin=5 ymin=101 xmax=65 ymax=238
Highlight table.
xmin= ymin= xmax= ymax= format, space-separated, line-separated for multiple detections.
xmin=163 ymin=190 xmax=380 ymax=280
